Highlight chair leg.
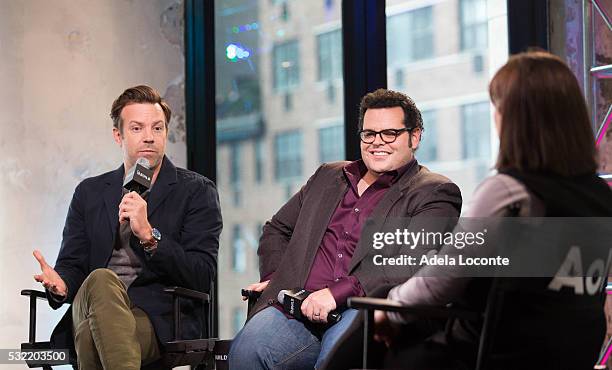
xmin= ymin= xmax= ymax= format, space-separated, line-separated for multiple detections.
xmin=362 ymin=309 xmax=374 ymax=369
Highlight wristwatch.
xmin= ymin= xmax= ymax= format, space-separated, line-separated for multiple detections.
xmin=140 ymin=227 xmax=162 ymax=254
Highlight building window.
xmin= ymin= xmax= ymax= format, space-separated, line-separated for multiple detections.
xmin=232 ymin=224 xmax=246 ymax=272
xmin=418 ymin=110 xmax=437 ymax=163
xmin=274 ymin=130 xmax=303 ymax=181
xmin=281 ymin=1 xmax=290 ymax=21
xmin=254 ymin=139 xmax=264 ymax=184
xmin=273 ymin=40 xmax=300 ymax=92
xmin=230 ymin=143 xmax=242 ymax=206
xmin=318 ymin=124 xmax=344 ymax=163
xmin=254 ymin=222 xmax=263 ymax=268
xmin=317 ymin=29 xmax=342 ymax=82
xmin=387 ymin=6 xmax=434 ymax=64
xmin=232 ymin=307 xmax=245 ymax=336
xmin=230 ymin=143 xmax=241 ymax=185
xmin=255 ymin=222 xmax=263 ymax=240
xmin=394 ymin=68 xmax=405 ymax=88
xmin=461 ymin=102 xmax=491 ymax=160
xmin=460 ymin=0 xmax=488 ymax=50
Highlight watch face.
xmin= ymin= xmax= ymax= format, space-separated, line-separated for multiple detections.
xmin=151 ymin=228 xmax=162 ymax=242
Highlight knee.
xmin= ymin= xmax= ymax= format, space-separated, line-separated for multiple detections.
xmin=229 ymin=326 xmax=257 ymax=362
xmin=77 ymin=269 xmax=125 ymax=302
xmin=229 ymin=321 xmax=269 ymax=368
xmin=83 ymin=268 xmax=122 ymax=289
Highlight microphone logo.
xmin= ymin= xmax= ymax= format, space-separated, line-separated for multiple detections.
xmin=135 ymin=169 xmax=152 ymax=182
xmin=123 ymin=157 xmax=154 ymax=194
xmin=289 ymin=298 xmax=295 ymax=315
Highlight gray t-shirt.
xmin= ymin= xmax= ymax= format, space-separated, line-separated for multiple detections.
xmin=106 ymin=189 xmax=144 ymax=289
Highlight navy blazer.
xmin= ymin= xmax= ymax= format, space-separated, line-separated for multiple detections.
xmin=49 ymin=156 xmax=222 ymax=350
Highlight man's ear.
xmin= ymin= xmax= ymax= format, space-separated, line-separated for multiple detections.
xmin=409 ymin=128 xmax=422 ymax=149
xmin=112 ymin=127 xmax=123 ymax=146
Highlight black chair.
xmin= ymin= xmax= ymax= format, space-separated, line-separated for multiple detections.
xmin=212 ymin=289 xmax=262 ymax=370
xmin=345 ymin=277 xmax=607 ymax=370
xmin=21 ymin=286 xmax=216 ymax=370
xmin=346 ymin=296 xmax=482 ymax=370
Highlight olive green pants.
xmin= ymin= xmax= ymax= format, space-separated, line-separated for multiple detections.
xmin=72 ymin=269 xmax=160 ymax=370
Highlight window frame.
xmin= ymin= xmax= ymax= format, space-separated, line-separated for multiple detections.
xmin=184 ymin=0 xmax=547 ymax=340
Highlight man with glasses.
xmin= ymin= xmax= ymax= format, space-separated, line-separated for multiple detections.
xmin=229 ymin=89 xmax=461 ymax=370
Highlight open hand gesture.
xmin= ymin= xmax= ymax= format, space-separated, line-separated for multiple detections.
xmin=33 ymin=250 xmax=67 ymax=297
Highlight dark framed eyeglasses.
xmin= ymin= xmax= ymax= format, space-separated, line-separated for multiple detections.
xmin=358 ymin=128 xmax=411 ymax=144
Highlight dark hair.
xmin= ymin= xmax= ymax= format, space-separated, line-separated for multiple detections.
xmin=110 ymin=85 xmax=172 ymax=132
xmin=489 ymin=51 xmax=597 ymax=176
xmin=358 ymin=89 xmax=423 ymax=131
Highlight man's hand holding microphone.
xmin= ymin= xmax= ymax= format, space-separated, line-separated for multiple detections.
xmin=299 ymin=288 xmax=337 ymax=324
xmin=33 ymin=157 xmax=155 ymax=295
xmin=243 ymin=279 xmax=342 ymax=324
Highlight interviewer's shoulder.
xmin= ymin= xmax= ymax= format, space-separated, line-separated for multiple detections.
xmin=464 ymin=173 xmax=530 ymax=217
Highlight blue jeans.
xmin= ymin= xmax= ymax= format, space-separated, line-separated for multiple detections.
xmin=229 ymin=307 xmax=359 ymax=370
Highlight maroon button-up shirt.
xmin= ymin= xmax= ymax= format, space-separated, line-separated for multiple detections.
xmin=303 ymin=159 xmax=415 ymax=306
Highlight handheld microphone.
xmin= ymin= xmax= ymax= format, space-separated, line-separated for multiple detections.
xmin=123 ymin=158 xmax=153 ymax=195
xmin=277 ymin=288 xmax=342 ymax=324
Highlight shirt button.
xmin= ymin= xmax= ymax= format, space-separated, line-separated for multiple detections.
xmin=354 ymin=208 xmax=360 ymax=213
xmin=344 ymin=231 xmax=349 ymax=235
xmin=338 ymin=253 xmax=343 ymax=258
xmin=335 ymin=278 xmax=340 ymax=282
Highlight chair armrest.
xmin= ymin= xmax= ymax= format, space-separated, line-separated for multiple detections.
xmin=164 ymin=287 xmax=210 ymax=303
xmin=349 ymin=297 xmax=482 ymax=369
xmin=21 ymin=289 xmax=48 ymax=300
xmin=21 ymin=290 xmax=50 ymax=344
xmin=240 ymin=289 xmax=262 ymax=300
xmin=164 ymin=287 xmax=211 ymax=342
xmin=348 ymin=297 xmax=481 ymax=321
xmin=241 ymin=289 xmax=262 ymax=315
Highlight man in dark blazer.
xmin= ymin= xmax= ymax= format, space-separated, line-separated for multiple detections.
xmin=229 ymin=89 xmax=461 ymax=370
xmin=32 ymin=85 xmax=222 ymax=369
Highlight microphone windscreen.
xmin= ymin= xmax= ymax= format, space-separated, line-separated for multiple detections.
xmin=277 ymin=290 xmax=288 ymax=304
xmin=136 ymin=157 xmax=151 ymax=169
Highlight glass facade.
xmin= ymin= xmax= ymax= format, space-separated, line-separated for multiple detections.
xmin=318 ymin=124 xmax=345 ymax=163
xmin=231 ymin=224 xmax=246 ymax=273
xmin=460 ymin=0 xmax=489 ymax=50
xmin=214 ymin=0 xmax=506 ymax=338
xmin=273 ymin=40 xmax=300 ymax=92
xmin=386 ymin=0 xmax=507 ymax=205
xmin=461 ymin=102 xmax=491 ymax=160
xmin=419 ymin=110 xmax=438 ymax=163
xmin=317 ymin=29 xmax=343 ymax=82
xmin=214 ymin=0 xmax=344 ymax=338
xmin=274 ymin=130 xmax=303 ymax=181
xmin=386 ymin=6 xmax=434 ymax=65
